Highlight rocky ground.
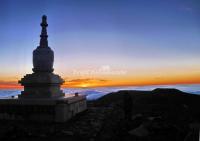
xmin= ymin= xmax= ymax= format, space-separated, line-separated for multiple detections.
xmin=0 ymin=88 xmax=199 ymax=141
xmin=0 ymin=107 xmax=124 ymax=141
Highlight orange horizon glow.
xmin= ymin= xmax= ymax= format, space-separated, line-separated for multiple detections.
xmin=62 ymin=81 xmax=200 ymax=88
xmin=0 ymin=84 xmax=23 ymax=89
xmin=1 ymin=82 xmax=200 ymax=89
xmin=0 ymin=77 xmax=200 ymax=89
xmin=1 ymin=68 xmax=200 ymax=89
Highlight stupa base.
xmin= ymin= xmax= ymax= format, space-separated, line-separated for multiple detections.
xmin=0 ymin=95 xmax=87 ymax=122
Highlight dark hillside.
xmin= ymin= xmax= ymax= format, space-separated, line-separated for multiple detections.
xmin=0 ymin=88 xmax=199 ymax=141
xmin=94 ymin=88 xmax=200 ymax=141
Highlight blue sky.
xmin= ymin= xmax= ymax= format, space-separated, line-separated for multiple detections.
xmin=0 ymin=0 xmax=200 ymax=87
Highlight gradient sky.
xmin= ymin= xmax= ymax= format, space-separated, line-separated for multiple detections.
xmin=0 ymin=0 xmax=200 ymax=88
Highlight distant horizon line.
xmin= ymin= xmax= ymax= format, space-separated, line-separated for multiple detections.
xmin=0 ymin=82 xmax=200 ymax=90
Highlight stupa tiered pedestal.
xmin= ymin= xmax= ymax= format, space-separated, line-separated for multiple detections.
xmin=19 ymin=72 xmax=65 ymax=99
xmin=0 ymin=15 xmax=87 ymax=122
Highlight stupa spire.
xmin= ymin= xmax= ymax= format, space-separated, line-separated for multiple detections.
xmin=39 ymin=15 xmax=48 ymax=47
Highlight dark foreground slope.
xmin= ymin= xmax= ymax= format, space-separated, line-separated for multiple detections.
xmin=96 ymin=88 xmax=200 ymax=119
xmin=95 ymin=88 xmax=200 ymax=141
xmin=0 ymin=88 xmax=199 ymax=141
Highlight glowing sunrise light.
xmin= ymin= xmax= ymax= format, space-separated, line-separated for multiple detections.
xmin=79 ymin=84 xmax=89 ymax=88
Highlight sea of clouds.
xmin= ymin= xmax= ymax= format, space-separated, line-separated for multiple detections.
xmin=0 ymin=84 xmax=200 ymax=100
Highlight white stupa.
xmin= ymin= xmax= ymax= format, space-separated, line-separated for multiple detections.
xmin=0 ymin=15 xmax=87 ymax=122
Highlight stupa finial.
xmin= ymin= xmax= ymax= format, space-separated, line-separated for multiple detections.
xmin=39 ymin=15 xmax=48 ymax=47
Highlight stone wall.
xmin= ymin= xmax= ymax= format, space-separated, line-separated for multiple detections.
xmin=0 ymin=96 xmax=87 ymax=122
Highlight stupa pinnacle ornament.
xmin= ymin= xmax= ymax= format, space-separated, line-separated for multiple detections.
xmin=40 ymin=15 xmax=48 ymax=47
xmin=19 ymin=15 xmax=65 ymax=98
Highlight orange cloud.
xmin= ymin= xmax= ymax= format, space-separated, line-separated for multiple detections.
xmin=63 ymin=78 xmax=109 ymax=88
xmin=0 ymin=80 xmax=22 ymax=89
